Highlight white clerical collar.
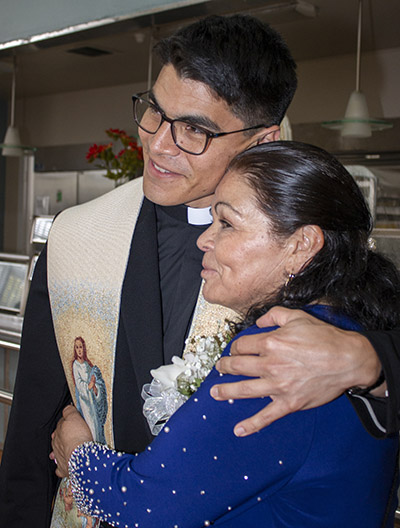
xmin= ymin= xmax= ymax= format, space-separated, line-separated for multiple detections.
xmin=187 ymin=206 xmax=213 ymax=226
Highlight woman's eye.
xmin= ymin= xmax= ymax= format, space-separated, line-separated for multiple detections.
xmin=220 ymin=219 xmax=232 ymax=229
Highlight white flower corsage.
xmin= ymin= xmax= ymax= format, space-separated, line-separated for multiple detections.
xmin=142 ymin=327 xmax=232 ymax=435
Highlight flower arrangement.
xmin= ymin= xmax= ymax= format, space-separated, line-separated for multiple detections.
xmin=142 ymin=325 xmax=233 ymax=435
xmin=86 ymin=128 xmax=144 ymax=186
xmin=175 ymin=332 xmax=231 ymax=397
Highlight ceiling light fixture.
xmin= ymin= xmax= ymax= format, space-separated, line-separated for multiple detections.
xmin=322 ymin=0 xmax=392 ymax=138
xmin=1 ymin=55 xmax=24 ymax=156
xmin=247 ymin=0 xmax=317 ymax=24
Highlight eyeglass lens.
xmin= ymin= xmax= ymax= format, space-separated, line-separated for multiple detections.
xmin=134 ymin=98 xmax=208 ymax=155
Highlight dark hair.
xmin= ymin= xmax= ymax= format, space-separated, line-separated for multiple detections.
xmin=228 ymin=141 xmax=400 ymax=331
xmin=154 ymin=15 xmax=297 ymax=127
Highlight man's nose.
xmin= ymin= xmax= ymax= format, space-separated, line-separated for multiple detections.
xmin=148 ymin=121 xmax=180 ymax=156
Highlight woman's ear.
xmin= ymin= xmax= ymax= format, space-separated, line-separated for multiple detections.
xmin=288 ymin=225 xmax=324 ymax=274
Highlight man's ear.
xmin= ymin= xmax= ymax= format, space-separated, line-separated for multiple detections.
xmin=249 ymin=125 xmax=280 ymax=148
xmin=288 ymin=225 xmax=324 ymax=274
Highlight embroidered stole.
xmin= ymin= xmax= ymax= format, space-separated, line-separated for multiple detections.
xmin=47 ymin=178 xmax=236 ymax=527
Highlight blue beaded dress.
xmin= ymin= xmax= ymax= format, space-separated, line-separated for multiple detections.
xmin=68 ymin=305 xmax=398 ymax=527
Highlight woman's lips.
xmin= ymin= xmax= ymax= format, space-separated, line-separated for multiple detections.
xmin=200 ymin=263 xmax=217 ymax=279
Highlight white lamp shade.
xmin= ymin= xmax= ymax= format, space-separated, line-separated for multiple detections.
xmin=321 ymin=1 xmax=392 ymax=138
xmin=341 ymin=90 xmax=372 ymax=138
xmin=1 ymin=125 xmax=23 ymax=156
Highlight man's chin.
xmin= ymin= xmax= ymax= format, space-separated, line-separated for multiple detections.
xmin=143 ymin=178 xmax=184 ymax=207
xmin=142 ymin=175 xmax=213 ymax=208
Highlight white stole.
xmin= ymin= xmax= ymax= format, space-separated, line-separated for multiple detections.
xmin=47 ymin=177 xmax=236 ymax=527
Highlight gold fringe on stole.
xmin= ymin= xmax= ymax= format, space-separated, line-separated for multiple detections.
xmin=183 ymin=281 xmax=238 ymax=354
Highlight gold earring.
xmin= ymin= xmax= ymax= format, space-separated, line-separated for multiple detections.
xmin=284 ymin=273 xmax=295 ymax=288
xmin=283 ymin=273 xmax=295 ymax=300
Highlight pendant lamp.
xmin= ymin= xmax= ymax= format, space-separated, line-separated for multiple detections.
xmin=1 ymin=55 xmax=23 ymax=156
xmin=322 ymin=0 xmax=392 ymax=138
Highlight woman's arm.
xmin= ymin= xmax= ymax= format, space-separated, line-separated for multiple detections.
xmin=52 ymin=330 xmax=317 ymax=528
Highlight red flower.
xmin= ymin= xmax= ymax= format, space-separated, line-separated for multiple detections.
xmin=98 ymin=143 xmax=112 ymax=154
xmin=127 ymin=141 xmax=138 ymax=150
xmin=86 ymin=129 xmax=144 ymax=183
xmin=86 ymin=144 xmax=100 ymax=161
xmin=108 ymin=128 xmax=125 ymax=135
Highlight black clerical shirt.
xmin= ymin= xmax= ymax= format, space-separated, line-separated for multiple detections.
xmin=156 ymin=204 xmax=209 ymax=365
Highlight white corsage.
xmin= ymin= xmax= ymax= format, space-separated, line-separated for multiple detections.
xmin=142 ymin=328 xmax=232 ymax=435
xmin=151 ymin=357 xmax=188 ymax=390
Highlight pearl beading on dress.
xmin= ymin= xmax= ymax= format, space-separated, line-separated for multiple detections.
xmin=66 ymin=328 xmax=296 ymax=528
xmin=69 ymin=439 xmax=245 ymax=527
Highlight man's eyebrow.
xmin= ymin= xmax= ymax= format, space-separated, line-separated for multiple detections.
xmin=180 ymin=114 xmax=222 ymax=132
xmin=148 ymin=90 xmax=162 ymax=111
xmin=149 ymin=90 xmax=222 ymax=132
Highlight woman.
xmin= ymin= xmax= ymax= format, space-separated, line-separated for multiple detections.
xmin=72 ymin=337 xmax=107 ymax=444
xmin=52 ymin=142 xmax=399 ymax=527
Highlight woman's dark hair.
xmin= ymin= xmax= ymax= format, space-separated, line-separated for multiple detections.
xmin=154 ymin=15 xmax=297 ymax=128
xmin=228 ymin=141 xmax=400 ymax=331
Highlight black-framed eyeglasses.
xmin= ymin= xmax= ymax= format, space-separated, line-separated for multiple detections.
xmin=132 ymin=91 xmax=270 ymax=156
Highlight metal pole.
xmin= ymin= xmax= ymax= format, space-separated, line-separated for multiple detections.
xmin=146 ymin=17 xmax=154 ymax=92
xmin=355 ymin=0 xmax=362 ymax=92
xmin=10 ymin=55 xmax=16 ymax=127
xmin=0 ymin=389 xmax=13 ymax=405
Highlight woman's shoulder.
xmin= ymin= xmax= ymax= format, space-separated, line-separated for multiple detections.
xmin=234 ymin=305 xmax=362 ymax=341
xmin=302 ymin=304 xmax=362 ymax=331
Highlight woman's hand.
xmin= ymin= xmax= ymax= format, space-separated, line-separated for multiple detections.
xmin=50 ymin=405 xmax=93 ymax=478
xmin=210 ymin=306 xmax=381 ymax=437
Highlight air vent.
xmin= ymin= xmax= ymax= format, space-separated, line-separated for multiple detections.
xmin=67 ymin=46 xmax=111 ymax=57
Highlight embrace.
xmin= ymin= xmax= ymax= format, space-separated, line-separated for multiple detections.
xmin=51 ymin=141 xmax=400 ymax=527
xmin=1 ymin=14 xmax=399 ymax=528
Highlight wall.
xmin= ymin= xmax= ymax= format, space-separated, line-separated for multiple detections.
xmin=4 ymin=45 xmax=400 ymax=251
xmin=291 ymin=47 xmax=400 ymax=124
xmin=20 ymin=82 xmax=146 ymax=148
xmin=17 ymin=46 xmax=400 ymax=151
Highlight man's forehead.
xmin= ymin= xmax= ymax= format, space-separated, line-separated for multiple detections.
xmin=151 ymin=65 xmax=238 ymax=130
xmin=149 ymin=88 xmax=223 ymax=132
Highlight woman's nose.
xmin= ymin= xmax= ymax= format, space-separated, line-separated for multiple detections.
xmin=197 ymin=224 xmax=215 ymax=252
